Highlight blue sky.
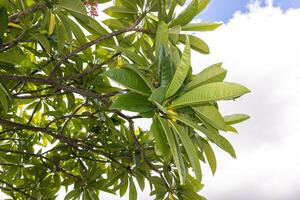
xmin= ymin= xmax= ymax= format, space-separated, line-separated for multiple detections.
xmin=197 ymin=0 xmax=300 ymax=22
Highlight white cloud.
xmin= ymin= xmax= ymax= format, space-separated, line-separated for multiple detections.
xmin=193 ymin=4 xmax=300 ymax=200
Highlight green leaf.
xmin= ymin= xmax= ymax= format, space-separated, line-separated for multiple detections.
xmin=169 ymin=0 xmax=198 ymax=27
xmin=117 ymin=47 xmax=148 ymax=67
xmin=58 ymin=0 xmax=86 ymax=15
xmin=31 ymin=33 xmax=51 ymax=54
xmin=72 ymin=12 xmax=108 ymax=36
xmin=110 ymin=92 xmax=154 ymax=112
xmin=186 ymin=63 xmax=227 ymax=91
xmin=193 ymin=105 xmax=227 ymax=131
xmin=177 ymin=0 xmax=187 ymax=6
xmin=170 ymin=122 xmax=202 ymax=182
xmin=150 ymin=117 xmax=170 ymax=158
xmin=64 ymin=190 xmax=80 ymax=200
xmin=129 ymin=177 xmax=137 ymax=200
xmin=155 ymin=22 xmax=169 ymax=57
xmin=157 ymin=46 xmax=175 ymax=87
xmin=0 ymin=49 xmax=34 ymax=67
xmin=148 ymin=87 xmax=166 ymax=104
xmin=179 ymin=34 xmax=209 ymax=54
xmin=182 ymin=22 xmax=222 ymax=31
xmin=0 ymin=7 xmax=8 ymax=37
xmin=166 ymin=35 xmax=190 ymax=98
xmin=181 ymin=187 xmax=206 ymax=200
xmin=104 ymin=68 xmax=151 ymax=96
xmin=103 ymin=19 xmax=130 ymax=30
xmin=174 ymin=115 xmax=236 ymax=158
xmin=66 ymin=17 xmax=92 ymax=60
xmin=156 ymin=115 xmax=185 ymax=184
xmin=56 ymin=12 xmax=73 ymax=45
xmin=103 ymin=6 xmax=136 ymax=18
xmin=0 ymin=83 xmax=9 ymax=112
xmin=56 ymin=21 xmax=66 ymax=54
xmin=197 ymin=0 xmax=210 ymax=13
xmin=171 ymin=82 xmax=250 ymax=108
xmin=198 ymin=138 xmax=217 ymax=175
xmin=224 ymin=114 xmax=250 ymax=125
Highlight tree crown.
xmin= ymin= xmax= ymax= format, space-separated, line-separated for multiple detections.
xmin=0 ymin=0 xmax=250 ymax=199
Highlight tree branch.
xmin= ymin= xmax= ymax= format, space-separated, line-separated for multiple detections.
xmin=59 ymin=53 xmax=121 ymax=81
xmin=49 ymin=12 xmax=147 ymax=78
xmin=0 ymin=74 xmax=124 ymax=100
xmin=8 ymin=2 xmax=48 ymax=22
xmin=0 ymin=179 xmax=34 ymax=199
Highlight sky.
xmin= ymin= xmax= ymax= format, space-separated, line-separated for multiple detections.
xmin=194 ymin=1 xmax=300 ymax=199
xmin=198 ymin=0 xmax=300 ymax=22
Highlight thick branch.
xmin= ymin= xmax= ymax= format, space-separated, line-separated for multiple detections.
xmin=0 ymin=74 xmax=123 ymax=100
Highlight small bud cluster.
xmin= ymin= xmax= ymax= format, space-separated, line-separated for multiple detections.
xmin=83 ymin=0 xmax=98 ymax=17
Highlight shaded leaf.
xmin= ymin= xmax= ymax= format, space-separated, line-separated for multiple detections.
xmin=110 ymin=92 xmax=154 ymax=112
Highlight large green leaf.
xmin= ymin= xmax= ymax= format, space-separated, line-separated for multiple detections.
xmin=148 ymin=86 xmax=166 ymax=104
xmin=198 ymin=138 xmax=217 ymax=175
xmin=179 ymin=34 xmax=209 ymax=54
xmin=56 ymin=21 xmax=66 ymax=54
xmin=58 ymin=0 xmax=86 ymax=15
xmin=129 ymin=177 xmax=137 ymax=200
xmin=0 ymin=7 xmax=8 ymax=37
xmin=156 ymin=115 xmax=185 ymax=184
xmin=197 ymin=0 xmax=210 ymax=13
xmin=72 ymin=12 xmax=108 ymax=36
xmin=103 ymin=6 xmax=136 ymax=18
xmin=103 ymin=19 xmax=130 ymax=30
xmin=157 ymin=46 xmax=175 ymax=87
xmin=155 ymin=21 xmax=169 ymax=57
xmin=166 ymin=35 xmax=190 ymax=98
xmin=171 ymin=82 xmax=250 ymax=108
xmin=169 ymin=0 xmax=198 ymax=27
xmin=104 ymin=68 xmax=151 ymax=96
xmin=180 ymin=187 xmax=206 ymax=200
xmin=182 ymin=22 xmax=222 ymax=32
xmin=175 ymin=115 xmax=236 ymax=158
xmin=224 ymin=114 xmax=250 ymax=125
xmin=0 ymin=50 xmax=34 ymax=67
xmin=31 ymin=33 xmax=51 ymax=54
xmin=110 ymin=92 xmax=154 ymax=112
xmin=185 ymin=63 xmax=227 ymax=91
xmin=193 ymin=105 xmax=227 ymax=131
xmin=66 ymin=17 xmax=92 ymax=60
xmin=117 ymin=47 xmax=148 ymax=67
xmin=150 ymin=117 xmax=170 ymax=158
xmin=170 ymin=122 xmax=202 ymax=182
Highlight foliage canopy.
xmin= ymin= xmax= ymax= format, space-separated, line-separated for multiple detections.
xmin=0 ymin=0 xmax=250 ymax=199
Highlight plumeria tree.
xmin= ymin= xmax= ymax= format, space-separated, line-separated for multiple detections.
xmin=0 ymin=0 xmax=250 ymax=199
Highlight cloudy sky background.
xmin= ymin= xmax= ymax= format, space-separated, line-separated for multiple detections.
xmin=194 ymin=1 xmax=300 ymax=199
